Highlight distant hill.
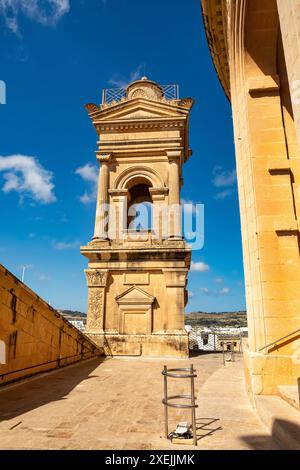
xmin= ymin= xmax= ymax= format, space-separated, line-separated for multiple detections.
xmin=59 ymin=310 xmax=87 ymax=324
xmin=60 ymin=310 xmax=86 ymax=317
xmin=185 ymin=311 xmax=247 ymax=328
xmin=59 ymin=310 xmax=247 ymax=328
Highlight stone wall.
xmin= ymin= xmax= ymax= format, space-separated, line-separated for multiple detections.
xmin=0 ymin=264 xmax=102 ymax=386
xmin=277 ymin=0 xmax=300 ymax=152
xmin=201 ymin=0 xmax=300 ymax=396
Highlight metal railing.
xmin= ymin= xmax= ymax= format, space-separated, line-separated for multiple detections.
xmin=162 ymin=365 xmax=198 ymax=446
xmin=222 ymin=341 xmax=236 ymax=365
xmin=102 ymin=84 xmax=179 ymax=105
xmin=258 ymin=328 xmax=300 ymax=352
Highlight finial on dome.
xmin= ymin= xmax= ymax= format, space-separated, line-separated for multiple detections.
xmin=141 ymin=76 xmax=148 ymax=81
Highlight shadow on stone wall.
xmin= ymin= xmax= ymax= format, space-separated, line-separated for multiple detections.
xmin=240 ymin=418 xmax=300 ymax=450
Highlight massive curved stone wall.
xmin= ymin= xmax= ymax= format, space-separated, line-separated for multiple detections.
xmin=201 ymin=0 xmax=300 ymax=396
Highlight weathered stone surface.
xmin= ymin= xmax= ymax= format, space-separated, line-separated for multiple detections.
xmin=0 ymin=264 xmax=102 ymax=385
xmin=201 ymin=0 xmax=300 ymax=396
xmin=0 ymin=355 xmax=279 ymax=450
xmin=81 ymin=77 xmax=193 ymax=358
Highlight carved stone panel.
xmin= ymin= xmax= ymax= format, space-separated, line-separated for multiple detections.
xmin=86 ymin=288 xmax=104 ymax=331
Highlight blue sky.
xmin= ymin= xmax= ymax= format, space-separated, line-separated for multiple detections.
xmin=0 ymin=0 xmax=245 ymax=313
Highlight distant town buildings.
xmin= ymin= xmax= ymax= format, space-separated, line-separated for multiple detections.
xmin=185 ymin=325 xmax=247 ymax=353
xmin=58 ymin=311 xmax=86 ymax=332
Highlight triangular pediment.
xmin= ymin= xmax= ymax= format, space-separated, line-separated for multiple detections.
xmin=116 ymin=285 xmax=155 ymax=304
xmin=91 ymin=98 xmax=190 ymax=122
xmin=117 ymin=108 xmax=164 ymax=119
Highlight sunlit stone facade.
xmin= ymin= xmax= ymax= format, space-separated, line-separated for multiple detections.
xmin=202 ymin=0 xmax=300 ymax=395
xmin=81 ymin=78 xmax=194 ymax=357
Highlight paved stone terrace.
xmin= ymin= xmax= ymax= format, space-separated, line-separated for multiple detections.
xmin=0 ymin=354 xmax=278 ymax=450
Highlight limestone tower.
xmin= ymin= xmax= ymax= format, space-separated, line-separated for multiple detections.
xmin=81 ymin=77 xmax=194 ymax=357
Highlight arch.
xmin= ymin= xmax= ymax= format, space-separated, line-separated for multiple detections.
xmin=127 ymin=182 xmax=153 ymax=230
xmin=113 ymin=165 xmax=164 ymax=190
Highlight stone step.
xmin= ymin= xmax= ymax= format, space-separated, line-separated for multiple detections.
xmin=277 ymin=385 xmax=300 ymax=411
xmin=255 ymin=395 xmax=300 ymax=450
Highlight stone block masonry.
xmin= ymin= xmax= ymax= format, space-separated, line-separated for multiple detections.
xmin=201 ymin=0 xmax=300 ymax=396
xmin=81 ymin=77 xmax=193 ymax=358
xmin=0 ymin=263 xmax=102 ymax=386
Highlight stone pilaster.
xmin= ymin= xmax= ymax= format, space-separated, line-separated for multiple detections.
xmin=85 ymin=270 xmax=108 ymax=334
xmin=163 ymin=269 xmax=188 ymax=333
xmin=149 ymin=187 xmax=169 ymax=240
xmin=109 ymin=189 xmax=128 ymax=242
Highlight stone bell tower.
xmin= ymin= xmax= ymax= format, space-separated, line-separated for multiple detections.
xmin=81 ymin=77 xmax=194 ymax=357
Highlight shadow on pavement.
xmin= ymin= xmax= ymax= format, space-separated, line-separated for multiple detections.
xmin=0 ymin=357 xmax=105 ymax=422
xmin=196 ymin=417 xmax=222 ymax=441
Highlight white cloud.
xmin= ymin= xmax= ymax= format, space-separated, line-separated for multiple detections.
xmin=212 ymin=166 xmax=237 ymax=200
xmin=39 ymin=274 xmax=51 ymax=281
xmin=108 ymin=64 xmax=144 ymax=88
xmin=212 ymin=166 xmax=237 ymax=188
xmin=52 ymin=240 xmax=80 ymax=250
xmin=220 ymin=287 xmax=230 ymax=295
xmin=76 ymin=163 xmax=98 ymax=183
xmin=188 ymin=290 xmax=194 ymax=298
xmin=5 ymin=14 xmax=18 ymax=33
xmin=0 ymin=0 xmax=70 ymax=35
xmin=214 ymin=189 xmax=235 ymax=200
xmin=215 ymin=277 xmax=223 ymax=284
xmin=79 ymin=192 xmax=95 ymax=204
xmin=75 ymin=163 xmax=98 ymax=204
xmin=191 ymin=261 xmax=210 ymax=272
xmin=0 ymin=155 xmax=56 ymax=203
xmin=200 ymin=287 xmax=209 ymax=294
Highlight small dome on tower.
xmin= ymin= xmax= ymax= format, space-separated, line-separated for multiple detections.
xmin=126 ymin=77 xmax=163 ymax=101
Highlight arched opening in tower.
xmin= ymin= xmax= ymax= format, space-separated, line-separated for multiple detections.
xmin=127 ymin=181 xmax=153 ymax=232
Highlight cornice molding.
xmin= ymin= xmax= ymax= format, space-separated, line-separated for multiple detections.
xmin=95 ymin=120 xmax=185 ymax=133
xmin=201 ymin=0 xmax=230 ymax=100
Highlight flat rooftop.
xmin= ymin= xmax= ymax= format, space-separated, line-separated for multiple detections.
xmin=0 ymin=354 xmax=278 ymax=450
